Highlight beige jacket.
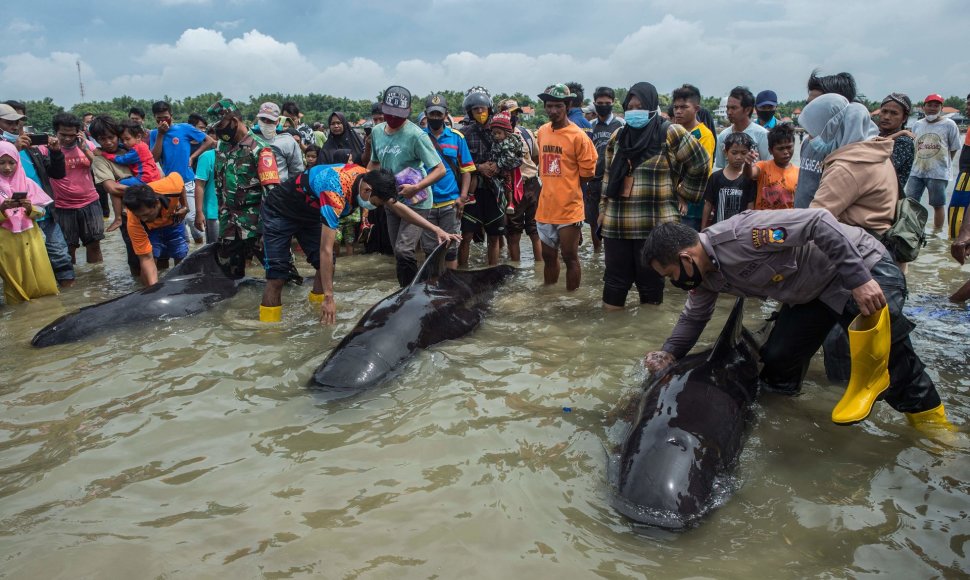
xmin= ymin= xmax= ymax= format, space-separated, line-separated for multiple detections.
xmin=810 ymin=137 xmax=897 ymax=234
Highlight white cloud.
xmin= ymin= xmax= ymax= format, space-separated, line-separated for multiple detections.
xmin=0 ymin=14 xmax=966 ymax=109
xmin=6 ymin=18 xmax=43 ymax=34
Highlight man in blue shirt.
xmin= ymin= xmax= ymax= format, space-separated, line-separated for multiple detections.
xmin=755 ymin=90 xmax=779 ymax=129
xmin=423 ymin=94 xmax=476 ymax=269
xmin=566 ymin=82 xmax=593 ymax=138
xmin=149 ymin=100 xmax=216 ymax=244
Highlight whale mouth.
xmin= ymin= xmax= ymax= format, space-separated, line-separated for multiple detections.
xmin=310 ymin=346 xmax=393 ymax=392
xmin=610 ymin=494 xmax=692 ymax=531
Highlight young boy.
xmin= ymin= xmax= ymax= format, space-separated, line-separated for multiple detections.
xmin=100 ymin=121 xmax=163 ymax=187
xmin=488 ymin=112 xmax=523 ymax=214
xmin=701 ymin=132 xmax=757 ymax=230
xmin=748 ymin=123 xmax=799 ymax=210
xmin=305 ymin=144 xmax=320 ymax=168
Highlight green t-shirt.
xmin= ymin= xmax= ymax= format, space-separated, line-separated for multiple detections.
xmin=370 ymin=121 xmax=441 ymax=210
xmin=194 ymin=149 xmax=219 ymax=219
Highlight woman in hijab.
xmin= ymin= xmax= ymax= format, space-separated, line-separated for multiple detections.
xmin=321 ymin=112 xmax=365 ymax=165
xmin=877 ymin=93 xmax=916 ymax=197
xmin=599 ymin=82 xmax=710 ymax=309
xmin=802 ymin=93 xmax=896 ymax=236
xmin=0 ymin=141 xmax=58 ymax=304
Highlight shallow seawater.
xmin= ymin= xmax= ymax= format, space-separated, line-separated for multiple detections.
xmin=1 ymin=220 xmax=969 ymax=578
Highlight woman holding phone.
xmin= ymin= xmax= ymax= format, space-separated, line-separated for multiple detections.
xmin=0 ymin=141 xmax=58 ymax=304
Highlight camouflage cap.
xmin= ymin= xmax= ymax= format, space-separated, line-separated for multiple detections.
xmin=538 ymin=83 xmax=574 ymax=102
xmin=207 ymin=98 xmax=239 ymax=120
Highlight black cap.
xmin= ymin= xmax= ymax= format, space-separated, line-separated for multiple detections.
xmin=425 ymin=94 xmax=447 ymax=114
xmin=381 ymin=85 xmax=412 ymax=117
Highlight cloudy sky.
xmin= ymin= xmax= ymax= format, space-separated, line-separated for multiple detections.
xmin=4 ymin=0 xmax=967 ymax=107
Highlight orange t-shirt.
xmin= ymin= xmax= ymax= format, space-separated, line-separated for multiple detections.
xmin=535 ymin=122 xmax=598 ymax=224
xmin=754 ymin=160 xmax=798 ymax=210
xmin=126 ymin=173 xmax=185 ymax=256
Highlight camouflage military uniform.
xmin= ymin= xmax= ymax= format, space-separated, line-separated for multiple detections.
xmin=213 ymin=132 xmax=281 ymax=274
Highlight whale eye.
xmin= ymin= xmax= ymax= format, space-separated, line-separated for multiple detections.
xmin=667 ymin=437 xmax=688 ymax=451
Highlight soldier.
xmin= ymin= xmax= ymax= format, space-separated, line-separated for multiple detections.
xmin=206 ymin=99 xmax=282 ymax=281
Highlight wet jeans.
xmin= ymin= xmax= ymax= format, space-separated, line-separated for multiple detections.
xmin=37 ymin=214 xmax=75 ymax=282
xmin=758 ymin=253 xmax=941 ymax=414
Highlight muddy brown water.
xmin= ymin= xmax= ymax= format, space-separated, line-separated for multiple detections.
xmin=1 ymin=144 xmax=969 ymax=578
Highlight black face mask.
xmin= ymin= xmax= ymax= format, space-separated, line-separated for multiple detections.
xmin=214 ymin=121 xmax=238 ymax=144
xmin=670 ymin=256 xmax=704 ymax=291
xmin=756 ymin=109 xmax=776 ymax=123
xmin=595 ymin=103 xmax=613 ymax=118
xmin=426 ymin=117 xmax=445 ymax=131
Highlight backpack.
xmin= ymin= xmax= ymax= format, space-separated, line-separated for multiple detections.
xmin=881 ymin=197 xmax=928 ymax=263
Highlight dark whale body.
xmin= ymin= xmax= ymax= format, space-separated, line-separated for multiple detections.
xmin=310 ymin=243 xmax=515 ymax=393
xmin=612 ymin=297 xmax=760 ymax=530
xmin=32 ymin=244 xmax=245 ymax=347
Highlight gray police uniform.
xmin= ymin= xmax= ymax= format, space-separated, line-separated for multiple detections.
xmin=662 ymin=208 xmax=940 ymax=415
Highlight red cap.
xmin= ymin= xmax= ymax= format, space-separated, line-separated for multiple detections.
xmin=489 ymin=112 xmax=514 ymax=133
xmin=924 ymin=93 xmax=944 ymax=104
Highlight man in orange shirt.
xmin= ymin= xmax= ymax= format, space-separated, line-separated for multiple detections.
xmin=122 ymin=173 xmax=189 ymax=286
xmin=535 ymin=84 xmax=598 ymax=290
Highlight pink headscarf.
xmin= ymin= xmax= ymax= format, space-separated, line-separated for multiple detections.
xmin=0 ymin=141 xmax=53 ymax=233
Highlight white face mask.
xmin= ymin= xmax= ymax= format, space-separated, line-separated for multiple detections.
xmin=924 ymin=113 xmax=940 ymax=122
xmin=258 ymin=120 xmax=278 ymax=139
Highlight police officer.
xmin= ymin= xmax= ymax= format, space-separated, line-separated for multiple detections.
xmin=640 ymin=208 xmax=950 ymax=430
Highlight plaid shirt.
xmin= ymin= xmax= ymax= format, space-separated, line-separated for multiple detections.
xmin=599 ymin=123 xmax=710 ymax=239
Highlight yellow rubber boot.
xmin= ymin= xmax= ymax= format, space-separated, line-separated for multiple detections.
xmin=832 ymin=306 xmax=891 ymax=425
xmin=905 ymin=404 xmax=957 ymax=432
xmin=308 ymin=292 xmax=326 ymax=304
xmin=259 ymin=305 xmax=282 ymax=323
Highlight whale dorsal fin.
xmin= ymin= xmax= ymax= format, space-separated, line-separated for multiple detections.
xmin=407 ymin=242 xmax=449 ymax=289
xmin=707 ymin=297 xmax=745 ymax=363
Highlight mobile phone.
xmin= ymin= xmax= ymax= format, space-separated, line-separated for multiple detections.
xmin=29 ymin=133 xmax=50 ymax=146
xmin=12 ymin=191 xmax=28 ymax=200
xmin=363 ymin=126 xmax=372 ymax=136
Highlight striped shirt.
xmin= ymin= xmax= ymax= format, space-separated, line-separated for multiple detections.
xmin=599 ymin=123 xmax=710 ymax=239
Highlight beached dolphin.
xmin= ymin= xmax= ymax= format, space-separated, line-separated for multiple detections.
xmin=31 ymin=244 xmax=246 ymax=347
xmin=310 ymin=242 xmax=515 ymax=393
xmin=611 ymin=297 xmax=760 ymax=530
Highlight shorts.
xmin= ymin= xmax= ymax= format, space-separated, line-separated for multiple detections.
xmin=537 ymin=221 xmax=582 ymax=249
xmin=506 ymin=177 xmax=540 ymax=237
xmin=425 ymin=203 xmax=460 ymax=261
xmin=461 ymin=180 xmax=506 ymax=236
xmin=904 ymin=175 xmax=948 ymax=208
xmin=55 ymin=200 xmax=105 ymax=248
xmin=147 ymin=223 xmax=189 ymax=260
xmin=261 ymin=203 xmax=321 ymax=280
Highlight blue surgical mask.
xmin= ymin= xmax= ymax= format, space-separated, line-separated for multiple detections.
xmin=357 ymin=193 xmax=376 ymax=211
xmin=624 ymin=109 xmax=655 ymax=129
xmin=2 ymin=131 xmax=18 ymax=143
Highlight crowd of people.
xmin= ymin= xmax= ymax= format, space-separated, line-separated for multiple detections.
xmin=1 ymin=71 xmax=967 ymax=431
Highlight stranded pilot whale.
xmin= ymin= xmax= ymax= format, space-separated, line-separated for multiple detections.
xmin=310 ymin=242 xmax=515 ymax=393
xmin=32 ymin=244 xmax=247 ymax=347
xmin=611 ymin=297 xmax=761 ymax=530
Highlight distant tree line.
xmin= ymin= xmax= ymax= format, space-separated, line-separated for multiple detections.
xmin=18 ymin=90 xmax=968 ymax=133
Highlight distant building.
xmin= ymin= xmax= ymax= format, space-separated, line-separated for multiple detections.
xmin=715 ymin=96 xmax=728 ymax=120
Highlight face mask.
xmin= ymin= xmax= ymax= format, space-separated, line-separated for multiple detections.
xmin=2 ymin=131 xmax=18 ymax=143
xmin=473 ymin=110 xmax=489 ymax=125
xmin=258 ymin=121 xmax=278 ymax=139
xmin=426 ymin=118 xmax=445 ymax=131
xmin=385 ymin=115 xmax=406 ymax=129
xmin=670 ymin=255 xmax=704 ymax=291
xmin=756 ymin=109 xmax=776 ymax=123
xmin=924 ymin=113 xmax=940 ymax=122
xmin=214 ymin=121 xmax=237 ymax=144
xmin=595 ymin=104 xmax=613 ymax=118
xmin=624 ymin=109 xmax=655 ymax=129
xmin=357 ymin=193 xmax=377 ymax=211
